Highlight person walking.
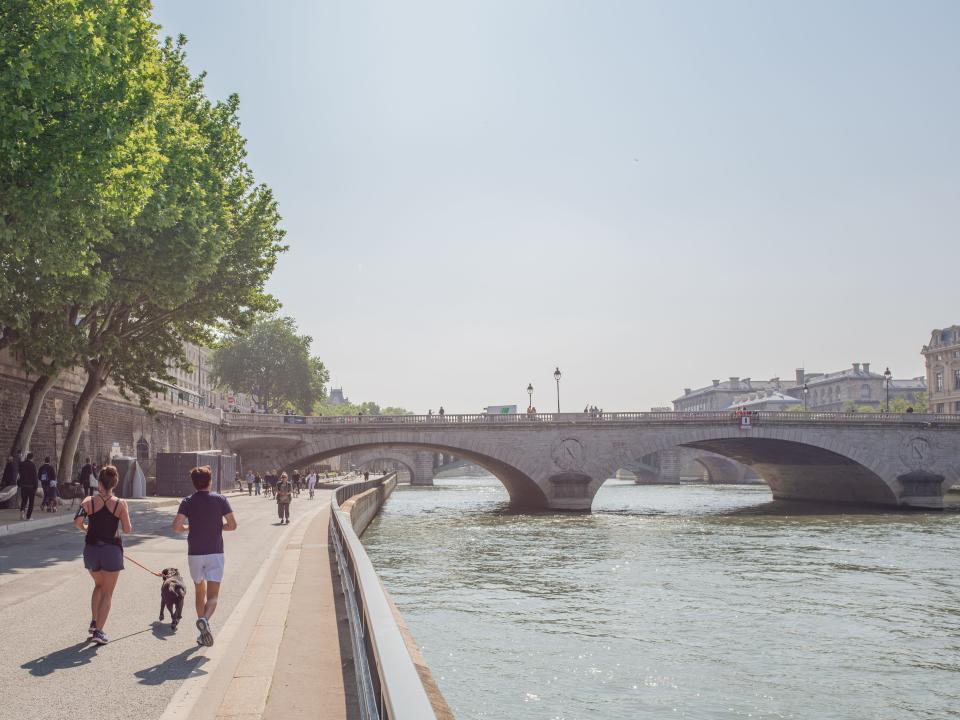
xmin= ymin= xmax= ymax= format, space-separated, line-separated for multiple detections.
xmin=267 ymin=470 xmax=279 ymax=499
xmin=18 ymin=452 xmax=38 ymax=520
xmin=254 ymin=472 xmax=262 ymax=496
xmin=276 ymin=472 xmax=292 ymax=524
xmin=74 ymin=465 xmax=132 ymax=645
xmin=2 ymin=454 xmax=17 ymax=488
xmin=89 ymin=462 xmax=100 ymax=498
xmin=306 ymin=469 xmax=317 ymax=499
xmin=38 ymin=456 xmax=56 ymax=512
xmin=245 ymin=469 xmax=255 ymax=496
xmin=438 ymin=406 xmax=445 ymax=418
xmin=292 ymin=469 xmax=301 ymax=497
xmin=78 ymin=458 xmax=94 ymax=497
xmin=172 ymin=466 xmax=237 ymax=648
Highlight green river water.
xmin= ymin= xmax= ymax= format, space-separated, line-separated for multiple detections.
xmin=362 ymin=475 xmax=960 ymax=719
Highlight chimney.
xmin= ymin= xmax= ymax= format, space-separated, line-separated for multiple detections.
xmin=729 ymin=377 xmax=740 ymax=389
xmin=852 ymin=363 xmax=860 ymax=373
xmin=712 ymin=379 xmax=720 ymax=387
xmin=684 ymin=388 xmax=691 ymax=395
xmin=796 ymin=368 xmax=805 ymax=385
xmin=862 ymin=362 xmax=870 ymax=374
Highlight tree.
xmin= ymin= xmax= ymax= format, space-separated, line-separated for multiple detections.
xmin=0 ymin=0 xmax=165 ymax=348
xmin=211 ymin=317 xmax=327 ymax=414
xmin=56 ymin=36 xmax=286 ymax=483
xmin=1 ymin=0 xmax=167 ymax=454
xmin=889 ymin=393 xmax=929 ymax=413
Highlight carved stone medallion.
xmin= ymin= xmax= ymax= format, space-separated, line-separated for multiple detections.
xmin=552 ymin=438 xmax=586 ymax=472
xmin=899 ymin=436 xmax=933 ymax=471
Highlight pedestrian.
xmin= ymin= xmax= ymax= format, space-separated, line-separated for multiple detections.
xmin=276 ymin=472 xmax=292 ymax=524
xmin=2 ymin=454 xmax=17 ymax=488
xmin=18 ymin=451 xmax=38 ymax=520
xmin=292 ymin=469 xmax=301 ymax=497
xmin=306 ymin=469 xmax=317 ymax=499
xmin=246 ymin=469 xmax=255 ymax=496
xmin=254 ymin=472 xmax=262 ymax=496
xmin=38 ymin=456 xmax=56 ymax=512
xmin=78 ymin=458 xmax=93 ymax=496
xmin=363 ymin=470 xmax=369 ymax=481
xmin=234 ymin=471 xmax=242 ymax=491
xmin=268 ymin=470 xmax=279 ymax=498
xmin=438 ymin=406 xmax=445 ymax=418
xmin=89 ymin=462 xmax=100 ymax=498
xmin=172 ymin=465 xmax=237 ymax=648
xmin=74 ymin=465 xmax=132 ymax=645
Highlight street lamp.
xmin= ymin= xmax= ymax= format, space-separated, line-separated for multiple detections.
xmin=803 ymin=383 xmax=809 ymax=411
xmin=883 ymin=367 xmax=892 ymax=412
xmin=527 ymin=383 xmax=534 ymax=412
xmin=553 ymin=367 xmax=561 ymax=413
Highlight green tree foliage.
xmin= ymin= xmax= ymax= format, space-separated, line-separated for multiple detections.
xmin=0 ymin=0 xmax=165 ymax=350
xmin=313 ymin=398 xmax=411 ymax=416
xmin=211 ymin=316 xmax=328 ymax=414
xmin=55 ymin=35 xmax=286 ymax=482
xmin=889 ymin=393 xmax=928 ymax=413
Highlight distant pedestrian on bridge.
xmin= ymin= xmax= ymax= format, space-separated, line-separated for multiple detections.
xmin=276 ymin=472 xmax=292 ymax=524
xmin=74 ymin=465 xmax=132 ymax=645
xmin=172 ymin=465 xmax=237 ymax=647
xmin=438 ymin=406 xmax=445 ymax=418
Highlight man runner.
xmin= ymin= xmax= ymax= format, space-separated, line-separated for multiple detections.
xmin=172 ymin=466 xmax=237 ymax=647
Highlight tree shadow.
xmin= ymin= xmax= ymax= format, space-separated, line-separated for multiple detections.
xmin=22 ymin=641 xmax=99 ymax=676
xmin=134 ymin=645 xmax=207 ymax=685
xmin=0 ymin=506 xmax=186 ymax=575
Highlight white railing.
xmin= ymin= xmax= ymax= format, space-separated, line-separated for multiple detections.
xmin=329 ymin=476 xmax=437 ymax=720
xmin=223 ymin=410 xmax=960 ymax=428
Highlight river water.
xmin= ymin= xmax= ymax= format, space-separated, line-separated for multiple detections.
xmin=362 ymin=474 xmax=960 ymax=720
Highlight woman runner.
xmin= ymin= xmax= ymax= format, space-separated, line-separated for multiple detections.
xmin=74 ymin=465 xmax=132 ymax=645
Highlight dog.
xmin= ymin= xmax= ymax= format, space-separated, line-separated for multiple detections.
xmin=159 ymin=567 xmax=187 ymax=630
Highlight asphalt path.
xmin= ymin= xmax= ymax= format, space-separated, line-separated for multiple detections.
xmin=0 ymin=489 xmax=323 ymax=720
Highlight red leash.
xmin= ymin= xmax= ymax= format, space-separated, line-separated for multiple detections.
xmin=124 ymin=553 xmax=162 ymax=577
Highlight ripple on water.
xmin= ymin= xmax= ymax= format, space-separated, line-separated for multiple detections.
xmin=362 ymin=477 xmax=960 ymax=720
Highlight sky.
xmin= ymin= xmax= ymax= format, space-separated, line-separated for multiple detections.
xmin=151 ymin=0 xmax=960 ymax=414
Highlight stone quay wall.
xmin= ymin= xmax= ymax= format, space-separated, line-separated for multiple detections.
xmin=0 ymin=354 xmax=226 ymax=478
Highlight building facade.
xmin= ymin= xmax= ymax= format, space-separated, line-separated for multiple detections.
xmin=786 ymin=364 xmax=925 ymax=411
xmin=673 ymin=377 xmax=795 ymax=412
xmin=922 ymin=326 xmax=960 ymax=414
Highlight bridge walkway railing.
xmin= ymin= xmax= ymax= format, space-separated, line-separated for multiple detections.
xmin=223 ymin=410 xmax=960 ymax=429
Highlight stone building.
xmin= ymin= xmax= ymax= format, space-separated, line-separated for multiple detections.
xmin=786 ymin=364 xmax=926 ymax=411
xmin=728 ymin=390 xmax=801 ymax=412
xmin=922 ymin=325 xmax=960 ymax=414
xmin=673 ymin=377 xmax=795 ymax=412
xmin=156 ymin=343 xmax=255 ymax=413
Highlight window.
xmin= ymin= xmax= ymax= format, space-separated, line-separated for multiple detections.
xmin=955 ymin=401 xmax=960 ymax=413
xmin=936 ymin=372 xmax=944 ymax=392
xmin=936 ymin=403 xmax=945 ymax=413
xmin=859 ymin=383 xmax=871 ymax=400
xmin=954 ymin=350 xmax=960 ymax=359
xmin=955 ymin=369 xmax=960 ymax=390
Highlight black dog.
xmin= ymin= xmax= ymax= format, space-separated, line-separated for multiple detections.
xmin=159 ymin=567 xmax=186 ymax=630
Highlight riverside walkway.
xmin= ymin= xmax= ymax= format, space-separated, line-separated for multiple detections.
xmin=0 ymin=485 xmax=364 ymax=720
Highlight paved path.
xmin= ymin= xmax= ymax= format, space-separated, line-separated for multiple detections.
xmin=0 ymin=489 xmax=331 ymax=720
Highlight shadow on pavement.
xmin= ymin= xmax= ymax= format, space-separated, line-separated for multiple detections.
xmin=0 ymin=506 xmax=186 ymax=575
xmin=151 ymin=620 xmax=181 ymax=640
xmin=134 ymin=645 xmax=206 ymax=685
xmin=22 ymin=641 xmax=99 ymax=676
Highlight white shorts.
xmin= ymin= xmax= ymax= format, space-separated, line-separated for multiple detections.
xmin=188 ymin=553 xmax=225 ymax=583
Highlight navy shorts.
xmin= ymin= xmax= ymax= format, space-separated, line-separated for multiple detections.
xmin=83 ymin=542 xmax=124 ymax=572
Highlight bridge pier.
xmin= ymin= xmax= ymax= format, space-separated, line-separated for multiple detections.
xmin=412 ymin=451 xmax=435 ymax=486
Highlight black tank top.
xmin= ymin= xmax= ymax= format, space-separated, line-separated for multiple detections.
xmin=85 ymin=495 xmax=122 ymax=547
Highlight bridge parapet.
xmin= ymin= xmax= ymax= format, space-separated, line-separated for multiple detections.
xmin=223 ymin=410 xmax=960 ymax=430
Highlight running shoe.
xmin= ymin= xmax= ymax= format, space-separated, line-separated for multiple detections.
xmin=196 ymin=617 xmax=214 ymax=646
xmin=91 ymin=630 xmax=108 ymax=645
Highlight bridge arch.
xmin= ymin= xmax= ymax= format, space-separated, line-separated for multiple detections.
xmin=348 ymin=449 xmax=418 ymax=483
xmin=270 ymin=439 xmax=549 ymax=509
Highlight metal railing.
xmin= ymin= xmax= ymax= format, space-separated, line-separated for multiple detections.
xmin=224 ymin=410 xmax=960 ymax=429
xmin=329 ymin=475 xmax=437 ymax=720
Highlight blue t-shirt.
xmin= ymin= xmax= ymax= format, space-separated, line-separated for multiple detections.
xmin=177 ymin=491 xmax=233 ymax=556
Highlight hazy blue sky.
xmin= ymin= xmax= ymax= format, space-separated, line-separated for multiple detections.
xmin=152 ymin=1 xmax=959 ymax=413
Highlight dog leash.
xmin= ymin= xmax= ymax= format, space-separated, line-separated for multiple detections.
xmin=123 ymin=552 xmax=162 ymax=577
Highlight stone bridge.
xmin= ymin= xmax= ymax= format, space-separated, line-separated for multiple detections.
xmin=222 ymin=411 xmax=960 ymax=511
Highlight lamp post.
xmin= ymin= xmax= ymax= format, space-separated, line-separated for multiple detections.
xmin=553 ymin=367 xmax=561 ymax=414
xmin=803 ymin=383 xmax=808 ymax=411
xmin=527 ymin=383 xmax=534 ymax=412
xmin=883 ymin=367 xmax=892 ymax=412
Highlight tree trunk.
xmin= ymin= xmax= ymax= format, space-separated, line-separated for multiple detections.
xmin=58 ymin=363 xmax=109 ymax=485
xmin=10 ymin=373 xmax=60 ymax=457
